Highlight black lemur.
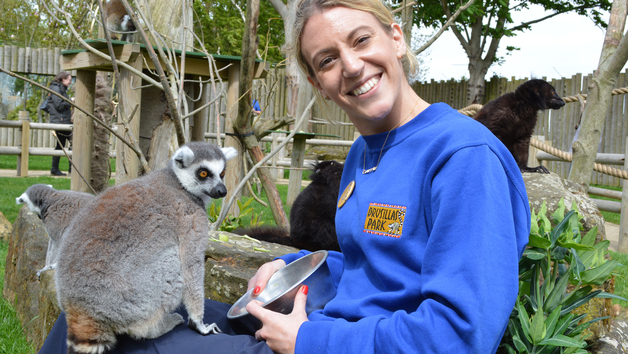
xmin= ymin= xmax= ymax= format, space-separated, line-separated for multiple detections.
xmin=236 ymin=160 xmax=344 ymax=252
xmin=473 ymin=79 xmax=565 ymax=173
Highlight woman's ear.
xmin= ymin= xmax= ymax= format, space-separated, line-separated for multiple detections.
xmin=390 ymin=23 xmax=406 ymax=59
xmin=307 ymin=76 xmax=325 ymax=95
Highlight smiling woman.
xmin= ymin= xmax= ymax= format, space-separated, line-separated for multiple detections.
xmin=39 ymin=1 xmax=532 ymax=354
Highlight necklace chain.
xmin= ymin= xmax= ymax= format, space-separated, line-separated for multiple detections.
xmin=362 ymin=98 xmax=421 ymax=174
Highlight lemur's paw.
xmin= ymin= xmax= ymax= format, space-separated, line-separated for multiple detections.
xmin=188 ymin=318 xmax=222 ymax=335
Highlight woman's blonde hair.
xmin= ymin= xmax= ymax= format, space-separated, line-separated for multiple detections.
xmin=291 ymin=0 xmax=418 ymax=120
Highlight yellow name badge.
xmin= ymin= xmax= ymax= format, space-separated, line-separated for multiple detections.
xmin=364 ymin=203 xmax=406 ymax=238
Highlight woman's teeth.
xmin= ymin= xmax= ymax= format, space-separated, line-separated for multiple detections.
xmin=352 ymin=76 xmax=379 ymax=96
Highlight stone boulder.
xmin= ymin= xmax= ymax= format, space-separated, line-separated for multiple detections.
xmin=3 ymin=206 xmax=49 ymax=348
xmin=0 ymin=211 xmax=12 ymax=242
xmin=205 ymin=231 xmax=297 ymax=305
xmin=523 ymin=172 xmax=606 ymax=242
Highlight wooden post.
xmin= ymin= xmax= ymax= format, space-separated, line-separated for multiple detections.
xmin=287 ymin=135 xmax=306 ymax=206
xmin=115 ymin=53 xmax=143 ymax=185
xmin=191 ymin=81 xmax=208 ymax=141
xmin=618 ymin=136 xmax=628 ymax=253
xmin=72 ymin=70 xmax=96 ymax=192
xmin=223 ymin=63 xmax=243 ymax=216
xmin=16 ymin=111 xmax=30 ymax=177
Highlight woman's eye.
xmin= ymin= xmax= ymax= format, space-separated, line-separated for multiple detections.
xmin=319 ymin=57 xmax=332 ymax=69
xmin=357 ymin=36 xmax=370 ymax=45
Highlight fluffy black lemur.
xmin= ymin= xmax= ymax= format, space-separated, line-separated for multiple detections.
xmin=236 ymin=160 xmax=344 ymax=252
xmin=473 ymin=79 xmax=565 ymax=173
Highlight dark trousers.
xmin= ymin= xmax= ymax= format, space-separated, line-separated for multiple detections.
xmin=54 ymin=130 xmax=72 ymax=151
xmin=38 ymin=299 xmax=272 ymax=354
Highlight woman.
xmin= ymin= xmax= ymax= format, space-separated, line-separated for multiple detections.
xmin=39 ymin=1 xmax=529 ymax=353
xmin=47 ymin=71 xmax=74 ymax=176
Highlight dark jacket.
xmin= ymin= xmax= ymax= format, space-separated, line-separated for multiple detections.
xmin=47 ymin=81 xmax=72 ymax=124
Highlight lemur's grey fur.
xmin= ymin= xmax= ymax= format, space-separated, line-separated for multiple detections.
xmin=16 ymin=184 xmax=95 ymax=278
xmin=54 ymin=142 xmax=237 ymax=354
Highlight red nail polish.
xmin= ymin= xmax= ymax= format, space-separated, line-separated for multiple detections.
xmin=301 ymin=285 xmax=309 ymax=295
xmin=253 ymin=286 xmax=261 ymax=295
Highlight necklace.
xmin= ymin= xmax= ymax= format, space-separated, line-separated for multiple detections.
xmin=362 ymin=98 xmax=421 ymax=174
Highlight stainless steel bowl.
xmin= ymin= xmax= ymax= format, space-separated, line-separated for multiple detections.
xmin=227 ymin=250 xmax=336 ymax=323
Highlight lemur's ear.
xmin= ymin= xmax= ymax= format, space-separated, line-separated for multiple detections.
xmin=173 ymin=146 xmax=195 ymax=168
xmin=221 ymin=147 xmax=238 ymax=161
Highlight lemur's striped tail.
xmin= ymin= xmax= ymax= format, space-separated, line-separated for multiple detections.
xmin=66 ymin=308 xmax=116 ymax=354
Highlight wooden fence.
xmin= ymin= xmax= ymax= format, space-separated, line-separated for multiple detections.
xmin=2 ymin=47 xmax=626 ymax=186
xmin=0 ymin=46 xmax=63 ymax=75
xmin=415 ymin=73 xmax=628 ymax=187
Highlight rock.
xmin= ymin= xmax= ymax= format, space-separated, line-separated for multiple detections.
xmin=523 ymin=172 xmax=606 ymax=242
xmin=0 ymin=211 xmax=12 ymax=242
xmin=3 ymin=206 xmax=49 ymax=347
xmin=204 ymin=231 xmax=298 ymax=305
xmin=589 ymin=320 xmax=628 ymax=354
xmin=523 ymin=172 xmax=611 ymax=340
xmin=305 ymin=147 xmax=348 ymax=161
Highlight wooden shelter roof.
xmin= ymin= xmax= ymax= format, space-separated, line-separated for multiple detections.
xmin=60 ymin=39 xmax=268 ymax=79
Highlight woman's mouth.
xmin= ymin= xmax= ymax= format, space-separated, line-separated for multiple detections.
xmin=351 ymin=76 xmax=380 ymax=96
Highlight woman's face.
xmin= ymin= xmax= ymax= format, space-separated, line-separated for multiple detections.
xmin=301 ymin=6 xmax=407 ymax=134
xmin=61 ymin=76 xmax=72 ymax=87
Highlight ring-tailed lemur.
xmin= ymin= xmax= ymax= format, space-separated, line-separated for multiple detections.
xmin=16 ymin=184 xmax=95 ymax=279
xmin=55 ymin=142 xmax=237 ymax=354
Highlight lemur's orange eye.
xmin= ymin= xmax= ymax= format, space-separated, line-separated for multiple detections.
xmin=199 ymin=171 xmax=208 ymax=178
xmin=220 ymin=170 xmax=226 ymax=178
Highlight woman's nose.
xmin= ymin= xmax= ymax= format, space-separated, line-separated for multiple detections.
xmin=341 ymin=50 xmax=364 ymax=78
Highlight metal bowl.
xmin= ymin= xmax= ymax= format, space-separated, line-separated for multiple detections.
xmin=227 ymin=250 xmax=336 ymax=324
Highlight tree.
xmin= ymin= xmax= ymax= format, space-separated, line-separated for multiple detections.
xmin=406 ymin=0 xmax=612 ymax=105
xmin=569 ymin=1 xmax=628 ymax=185
xmin=193 ymin=0 xmax=284 ymax=63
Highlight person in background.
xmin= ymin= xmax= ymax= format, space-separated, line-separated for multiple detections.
xmin=252 ymin=98 xmax=262 ymax=115
xmin=47 ymin=71 xmax=73 ymax=176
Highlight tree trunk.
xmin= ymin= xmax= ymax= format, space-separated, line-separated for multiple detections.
xmin=138 ymin=0 xmax=193 ymax=50
xmin=234 ymin=0 xmax=289 ymax=229
xmin=91 ymin=73 xmax=114 ymax=192
xmin=568 ymin=0 xmax=628 ymax=187
xmin=466 ymin=58 xmax=490 ymax=105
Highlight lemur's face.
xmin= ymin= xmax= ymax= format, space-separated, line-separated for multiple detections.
xmin=172 ymin=146 xmax=237 ymax=205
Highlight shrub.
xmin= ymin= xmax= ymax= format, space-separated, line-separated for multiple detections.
xmin=499 ymin=199 xmax=625 ymax=353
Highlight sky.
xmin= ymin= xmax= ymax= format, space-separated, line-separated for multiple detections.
xmin=420 ymin=4 xmax=617 ymax=82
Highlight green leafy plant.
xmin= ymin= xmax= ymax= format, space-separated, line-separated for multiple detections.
xmin=207 ymin=197 xmax=264 ymax=232
xmin=500 ymin=199 xmax=625 ymax=354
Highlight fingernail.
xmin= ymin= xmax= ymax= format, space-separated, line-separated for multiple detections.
xmin=253 ymin=286 xmax=261 ymax=295
xmin=301 ymin=285 xmax=308 ymax=295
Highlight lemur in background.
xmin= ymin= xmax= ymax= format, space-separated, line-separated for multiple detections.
xmin=473 ymin=79 xmax=565 ymax=173
xmin=16 ymin=185 xmax=95 ymax=279
xmin=103 ymin=0 xmax=138 ymax=42
xmin=237 ymin=160 xmax=344 ymax=252
xmin=55 ymin=142 xmax=237 ymax=354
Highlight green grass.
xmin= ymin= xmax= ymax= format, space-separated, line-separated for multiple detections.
xmin=0 ymin=155 xmax=116 ymax=174
xmin=0 ymin=177 xmax=72 ymax=224
xmin=0 ymin=241 xmax=37 ymax=354
xmin=610 ymin=251 xmax=628 ymax=307
xmin=589 ymin=184 xmax=621 ymax=224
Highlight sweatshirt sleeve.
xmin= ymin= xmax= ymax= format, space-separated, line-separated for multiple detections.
xmin=295 ymin=145 xmax=530 ymax=354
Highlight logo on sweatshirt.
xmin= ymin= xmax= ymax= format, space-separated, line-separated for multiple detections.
xmin=364 ymin=203 xmax=406 ymax=238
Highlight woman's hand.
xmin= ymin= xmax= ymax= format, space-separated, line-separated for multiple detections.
xmin=247 ymin=285 xmax=309 ymax=354
xmin=247 ymin=259 xmax=286 ymax=296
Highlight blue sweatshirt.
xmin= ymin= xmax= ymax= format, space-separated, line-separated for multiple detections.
xmin=280 ymin=103 xmax=530 ymax=354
